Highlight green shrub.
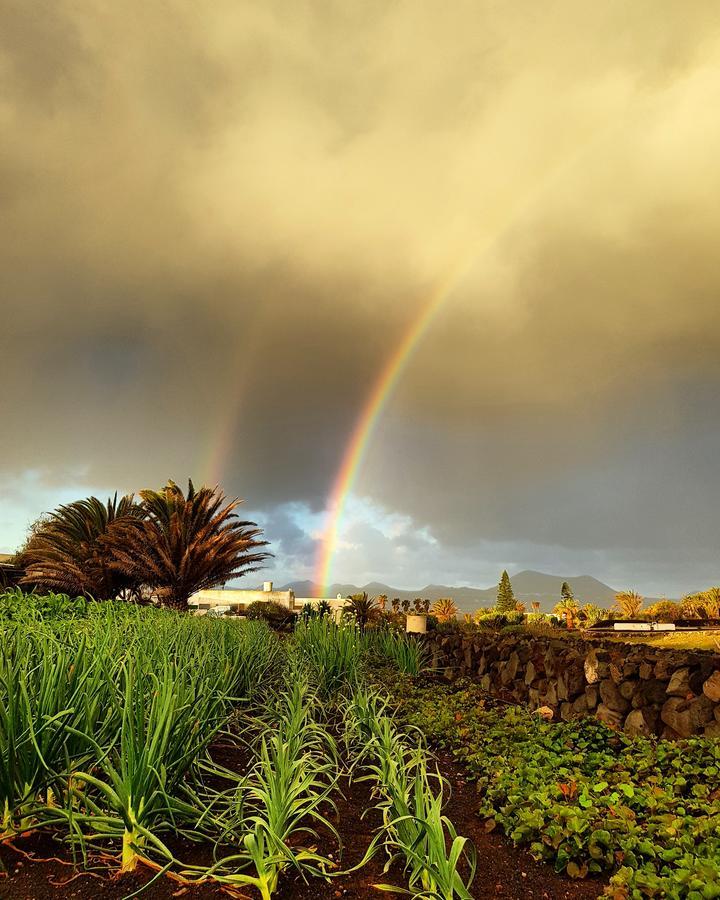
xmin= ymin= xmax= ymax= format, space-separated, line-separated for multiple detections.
xmin=245 ymin=600 xmax=296 ymax=629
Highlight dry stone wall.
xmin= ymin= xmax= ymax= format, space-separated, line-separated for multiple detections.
xmin=423 ymin=630 xmax=720 ymax=739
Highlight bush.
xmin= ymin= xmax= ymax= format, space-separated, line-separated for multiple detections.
xmin=474 ymin=610 xmax=525 ymax=629
xmin=299 ymin=600 xmax=332 ymax=622
xmin=245 ymin=600 xmax=296 ymax=630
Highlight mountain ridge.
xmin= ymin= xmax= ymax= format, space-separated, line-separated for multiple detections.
xmin=267 ymin=569 xmax=621 ymax=613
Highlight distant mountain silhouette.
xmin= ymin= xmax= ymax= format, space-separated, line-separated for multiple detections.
xmin=272 ymin=570 xmax=620 ymax=613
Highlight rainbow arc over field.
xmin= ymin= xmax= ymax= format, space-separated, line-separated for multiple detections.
xmin=312 ymin=260 xmax=470 ymax=594
xmin=311 ymin=124 xmax=621 ymax=594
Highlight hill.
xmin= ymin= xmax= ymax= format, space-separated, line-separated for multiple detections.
xmin=275 ymin=570 xmax=619 ymax=613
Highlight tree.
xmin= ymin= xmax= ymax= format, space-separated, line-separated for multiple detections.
xmin=495 ymin=570 xmax=515 ymax=613
xmin=431 ymin=597 xmax=458 ymax=622
xmin=682 ymin=588 xmax=720 ymax=619
xmin=614 ymin=590 xmax=644 ymax=619
xmin=561 ymin=581 xmax=574 ymax=602
xmin=109 ymin=480 xmax=270 ymax=611
xmin=345 ymin=592 xmax=379 ymax=630
xmin=644 ymin=599 xmax=683 ymax=623
xmin=20 ymin=495 xmax=143 ymax=600
xmin=553 ymin=597 xmax=580 ymax=628
xmin=579 ymin=603 xmax=604 ymax=626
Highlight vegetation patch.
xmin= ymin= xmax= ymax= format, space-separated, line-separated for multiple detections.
xmin=389 ymin=676 xmax=720 ymax=899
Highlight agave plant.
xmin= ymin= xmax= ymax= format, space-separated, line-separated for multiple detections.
xmin=108 ymin=480 xmax=270 ymax=610
xmin=20 ymin=495 xmax=143 ymax=601
xmin=431 ymin=597 xmax=458 ymax=622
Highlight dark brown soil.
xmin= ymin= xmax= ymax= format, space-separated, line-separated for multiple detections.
xmin=0 ymin=739 xmax=605 ymax=900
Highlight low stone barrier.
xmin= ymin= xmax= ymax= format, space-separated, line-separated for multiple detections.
xmin=422 ymin=629 xmax=720 ymax=739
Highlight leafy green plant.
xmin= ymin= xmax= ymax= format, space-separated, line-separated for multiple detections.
xmin=390 ymin=677 xmax=720 ymax=898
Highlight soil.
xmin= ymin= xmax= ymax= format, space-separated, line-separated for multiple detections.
xmin=0 ymin=738 xmax=606 ymax=900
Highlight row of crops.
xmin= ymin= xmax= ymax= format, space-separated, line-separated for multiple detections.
xmin=0 ymin=591 xmax=475 ymax=898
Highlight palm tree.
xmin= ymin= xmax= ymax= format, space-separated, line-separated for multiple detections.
xmin=109 ymin=480 xmax=270 ymax=611
xmin=431 ymin=597 xmax=458 ymax=622
xmin=553 ymin=597 xmax=580 ymax=628
xmin=614 ymin=590 xmax=644 ymax=619
xmin=344 ymin=592 xmax=379 ymax=630
xmin=20 ymin=495 xmax=142 ymax=600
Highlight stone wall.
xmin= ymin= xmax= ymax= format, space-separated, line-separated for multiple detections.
xmin=423 ymin=630 xmax=720 ymax=739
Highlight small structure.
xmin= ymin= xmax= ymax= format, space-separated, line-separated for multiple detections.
xmin=189 ymin=581 xmax=349 ymax=620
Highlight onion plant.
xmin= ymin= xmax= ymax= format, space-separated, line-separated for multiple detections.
xmin=365 ymin=628 xmax=429 ymax=676
xmin=207 ymin=680 xmax=339 ymax=899
xmin=292 ymin=618 xmax=364 ymax=696
xmin=344 ymin=687 xmax=476 ymax=899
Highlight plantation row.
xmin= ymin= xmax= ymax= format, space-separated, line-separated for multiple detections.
xmin=0 ymin=592 xmax=473 ymax=898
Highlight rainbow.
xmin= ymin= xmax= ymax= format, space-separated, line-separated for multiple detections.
xmin=312 ymin=257 xmax=473 ymax=594
xmin=312 ymin=128 xmax=620 ymax=593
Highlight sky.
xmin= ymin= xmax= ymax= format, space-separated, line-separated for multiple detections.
xmin=2 ymin=1 xmax=720 ymax=598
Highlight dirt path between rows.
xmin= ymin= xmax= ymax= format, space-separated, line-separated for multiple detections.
xmin=0 ymin=737 xmax=606 ymax=899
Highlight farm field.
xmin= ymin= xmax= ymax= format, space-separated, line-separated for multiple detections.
xmin=2 ymin=592 xmax=720 ymax=899
xmin=0 ymin=591 xmax=585 ymax=900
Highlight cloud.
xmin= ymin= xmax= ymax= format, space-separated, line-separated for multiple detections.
xmin=2 ymin=0 xmax=720 ymax=592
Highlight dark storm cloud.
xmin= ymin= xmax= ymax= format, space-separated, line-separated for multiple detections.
xmin=2 ymin=0 xmax=720 ymax=590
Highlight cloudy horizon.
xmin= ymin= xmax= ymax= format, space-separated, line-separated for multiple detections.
xmin=2 ymin=1 xmax=720 ymax=600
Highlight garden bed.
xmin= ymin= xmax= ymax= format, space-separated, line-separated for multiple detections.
xmin=389 ymin=674 xmax=720 ymax=898
xmin=0 ymin=751 xmax=601 ymax=900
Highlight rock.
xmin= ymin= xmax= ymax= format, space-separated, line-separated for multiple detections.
xmin=585 ymin=684 xmax=599 ymax=710
xmin=704 ymin=721 xmax=720 ymax=738
xmin=667 ymin=668 xmax=691 ymax=697
xmin=661 ymin=695 xmax=715 ymax=738
xmin=479 ymin=674 xmax=491 ymax=692
xmin=703 ymin=671 xmax=720 ymax=702
xmin=624 ymin=708 xmax=655 ymax=738
xmin=654 ymin=657 xmax=674 ymax=680
xmin=619 ymin=680 xmax=638 ymax=701
xmin=557 ymin=671 xmax=569 ymax=701
xmin=560 ymin=702 xmax=573 ymax=721
xmin=524 ymin=660 xmax=536 ymax=685
xmin=541 ymin=682 xmax=558 ymax=707
xmin=566 ymin=668 xmax=586 ymax=698
xmin=585 ymin=648 xmax=609 ymax=684
xmin=534 ymin=706 xmax=553 ymax=720
xmin=571 ymin=694 xmax=588 ymax=716
xmin=505 ymin=651 xmax=520 ymax=681
xmin=632 ymin=679 xmax=670 ymax=708
xmin=596 ymin=704 xmax=623 ymax=729
xmin=599 ymin=679 xmax=630 ymax=713
xmin=639 ymin=662 xmax=654 ymax=680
